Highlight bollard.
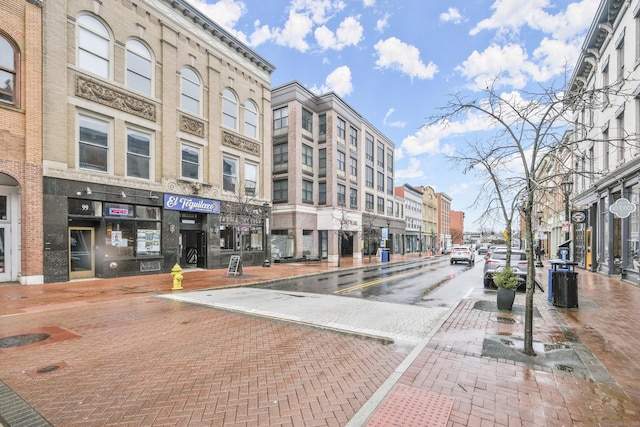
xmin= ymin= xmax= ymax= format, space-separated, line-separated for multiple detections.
xmin=170 ymin=263 xmax=183 ymax=290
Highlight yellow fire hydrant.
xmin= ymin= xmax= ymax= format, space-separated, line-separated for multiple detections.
xmin=170 ymin=263 xmax=183 ymax=290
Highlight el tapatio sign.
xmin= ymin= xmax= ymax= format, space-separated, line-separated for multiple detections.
xmin=164 ymin=194 xmax=220 ymax=214
xmin=609 ymin=198 xmax=637 ymax=219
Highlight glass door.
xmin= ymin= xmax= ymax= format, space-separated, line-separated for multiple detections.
xmin=0 ymin=225 xmax=8 ymax=282
xmin=69 ymin=227 xmax=95 ymax=279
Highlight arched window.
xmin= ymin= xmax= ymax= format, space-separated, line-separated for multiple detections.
xmin=0 ymin=33 xmax=18 ymax=105
xmin=125 ymin=39 xmax=152 ymax=96
xmin=180 ymin=67 xmax=201 ymax=115
xmin=77 ymin=15 xmax=111 ymax=78
xmin=244 ymin=100 xmax=258 ymax=138
xmin=222 ymin=88 xmax=237 ymax=129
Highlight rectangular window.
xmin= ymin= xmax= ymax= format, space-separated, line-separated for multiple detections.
xmin=366 ymin=166 xmax=374 ymax=188
xmin=387 ymin=200 xmax=393 ymax=216
xmin=319 ymin=148 xmax=327 ymax=176
xmin=350 ymin=188 xmax=358 ymax=208
xmin=603 ymin=64 xmax=610 ymax=105
xmin=377 ymin=197 xmax=384 ymax=213
xmin=79 ymin=114 xmax=109 ymax=172
xmin=365 ymin=193 xmax=374 ymax=211
xmin=245 ymin=162 xmax=257 ymax=195
xmin=126 ymin=128 xmax=151 ymax=179
xmin=302 ymin=108 xmax=313 ymax=133
xmin=365 ymin=132 xmax=374 ymax=161
xmin=387 ymin=149 xmax=393 ymax=173
xmin=603 ymin=128 xmax=609 ymax=170
xmin=302 ymin=144 xmax=313 ymax=171
xmin=302 ymin=180 xmax=313 ymax=203
xmin=337 ymin=184 xmax=346 ymax=205
xmin=274 ymin=106 xmax=288 ymax=129
xmin=319 ymin=182 xmax=327 ymax=205
xmin=350 ymin=157 xmax=357 ymax=177
xmin=337 ymin=117 xmax=346 ymax=139
xmin=617 ymin=37 xmax=625 ymax=81
xmin=223 ymin=156 xmax=238 ymax=192
xmin=387 ymin=176 xmax=393 ymax=195
xmin=337 ymin=151 xmax=346 ymax=172
xmin=377 ymin=171 xmax=384 ymax=192
xmin=617 ymin=113 xmax=625 ymax=162
xmin=273 ymin=179 xmax=288 ymax=202
xmin=350 ymin=126 xmax=358 ymax=148
xmin=319 ymin=114 xmax=326 ymax=140
xmin=377 ymin=142 xmax=384 ymax=168
xmin=273 ymin=144 xmax=288 ymax=171
xmin=181 ymin=143 xmax=200 ymax=180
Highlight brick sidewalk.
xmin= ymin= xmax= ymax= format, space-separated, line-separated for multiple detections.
xmin=1 ymin=256 xmax=640 ymax=426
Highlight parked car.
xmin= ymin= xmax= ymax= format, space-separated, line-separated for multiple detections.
xmin=442 ymin=247 xmax=452 ymax=255
xmin=483 ymin=248 xmax=528 ymax=291
xmin=450 ymin=246 xmax=475 ymax=265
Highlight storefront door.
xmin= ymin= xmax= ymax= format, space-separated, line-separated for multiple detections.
xmin=0 ymin=225 xmax=9 ymax=282
xmin=69 ymin=227 xmax=95 ymax=279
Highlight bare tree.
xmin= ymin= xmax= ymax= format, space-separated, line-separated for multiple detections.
xmin=333 ymin=206 xmax=357 ymax=267
xmin=221 ymin=191 xmax=268 ymax=276
xmin=362 ymin=215 xmax=383 ymax=263
xmin=429 ymin=74 xmax=638 ymax=356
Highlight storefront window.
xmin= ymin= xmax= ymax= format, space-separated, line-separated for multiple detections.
xmin=104 ymin=203 xmax=161 ymax=258
xmin=0 ymin=196 xmax=7 ymax=220
xmin=627 ymin=187 xmax=639 ymax=270
xmin=601 ymin=196 xmax=609 ymax=264
xmin=220 ymin=225 xmax=264 ymax=251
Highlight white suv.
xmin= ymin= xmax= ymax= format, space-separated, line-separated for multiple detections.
xmin=450 ymin=246 xmax=475 ymax=265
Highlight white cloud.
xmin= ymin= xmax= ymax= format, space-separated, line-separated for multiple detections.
xmin=456 ymin=43 xmax=537 ymax=90
xmin=439 ymin=7 xmax=462 ymax=24
xmin=395 ymin=157 xmax=425 ymax=180
xmin=401 ymin=109 xmax=493 ymax=157
xmin=383 ymin=108 xmax=406 ymax=128
xmin=311 ymin=65 xmax=353 ymax=97
xmin=376 ymin=13 xmax=390 ymax=33
xmin=272 ymin=10 xmax=314 ymax=52
xmin=363 ymin=0 xmax=375 ymax=7
xmin=315 ymin=16 xmax=364 ymax=51
xmin=291 ymin=0 xmax=346 ymax=25
xmin=374 ymin=37 xmax=438 ymax=80
xmin=470 ymin=0 xmax=597 ymax=41
xmin=185 ymin=0 xmax=246 ymax=31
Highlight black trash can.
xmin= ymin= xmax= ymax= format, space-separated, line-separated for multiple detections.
xmin=550 ymin=260 xmax=578 ymax=308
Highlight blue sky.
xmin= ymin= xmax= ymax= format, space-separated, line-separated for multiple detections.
xmin=187 ymin=0 xmax=598 ymax=231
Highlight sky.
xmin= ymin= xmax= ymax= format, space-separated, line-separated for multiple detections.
xmin=186 ymin=0 xmax=599 ymax=232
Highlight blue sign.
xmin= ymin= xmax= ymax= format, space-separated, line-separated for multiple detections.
xmin=164 ymin=194 xmax=221 ymax=214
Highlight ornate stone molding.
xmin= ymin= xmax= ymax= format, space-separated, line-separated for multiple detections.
xmin=75 ymin=75 xmax=156 ymax=121
xmin=163 ymin=178 xmax=219 ymax=198
xmin=222 ymin=130 xmax=260 ymax=156
xmin=179 ymin=114 xmax=205 ymax=137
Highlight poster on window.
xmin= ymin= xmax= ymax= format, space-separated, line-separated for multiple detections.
xmin=111 ymin=230 xmax=127 ymax=247
xmin=137 ymin=229 xmax=161 ymax=255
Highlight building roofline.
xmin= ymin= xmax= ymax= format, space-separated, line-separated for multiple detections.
xmin=167 ymin=0 xmax=275 ymax=74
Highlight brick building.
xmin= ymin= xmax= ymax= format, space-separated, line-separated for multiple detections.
xmin=0 ymin=0 xmax=43 ymax=284
xmin=41 ymin=0 xmax=274 ymax=282
xmin=270 ymin=81 xmax=398 ymax=261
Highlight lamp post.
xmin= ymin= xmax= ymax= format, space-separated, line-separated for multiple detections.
xmin=562 ymin=174 xmax=573 ymax=243
xmin=418 ymin=223 xmax=422 ymax=257
xmin=536 ymin=210 xmax=544 ymax=267
xmin=262 ymin=202 xmax=270 ymax=267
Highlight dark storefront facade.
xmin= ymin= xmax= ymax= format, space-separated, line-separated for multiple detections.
xmin=43 ymin=178 xmax=268 ymax=283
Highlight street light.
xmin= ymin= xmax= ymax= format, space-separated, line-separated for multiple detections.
xmin=536 ymin=210 xmax=544 ymax=267
xmin=562 ymin=174 xmax=573 ymax=243
xmin=262 ymin=202 xmax=270 ymax=267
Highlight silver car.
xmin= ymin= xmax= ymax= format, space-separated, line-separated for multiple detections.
xmin=483 ymin=248 xmax=528 ymax=291
xmin=450 ymin=246 xmax=475 ymax=265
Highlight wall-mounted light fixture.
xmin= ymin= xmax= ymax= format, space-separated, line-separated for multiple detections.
xmin=76 ymin=186 xmax=92 ymax=196
xmin=148 ymin=192 xmax=159 ymax=200
xmin=120 ymin=191 xmax=126 ymax=198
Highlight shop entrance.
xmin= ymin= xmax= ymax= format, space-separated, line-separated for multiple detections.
xmin=69 ymin=227 xmax=95 ymax=279
xmin=180 ymin=230 xmax=205 ymax=268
